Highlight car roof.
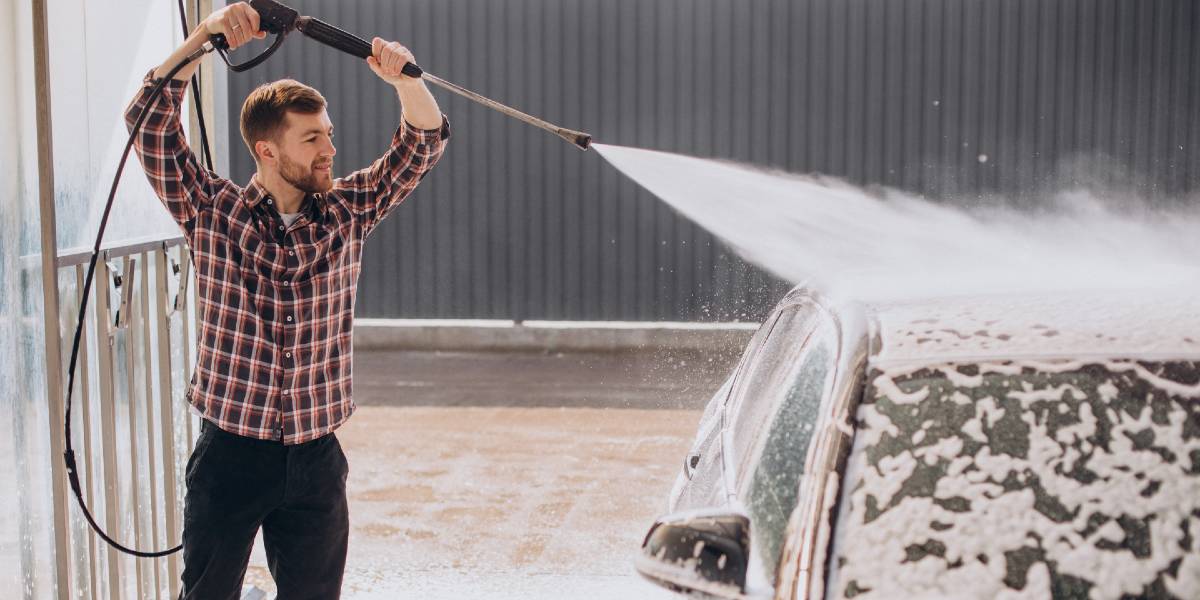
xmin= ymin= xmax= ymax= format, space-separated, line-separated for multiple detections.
xmin=840 ymin=286 xmax=1200 ymax=366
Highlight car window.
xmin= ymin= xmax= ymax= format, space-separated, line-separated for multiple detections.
xmin=737 ymin=322 xmax=837 ymax=585
xmin=725 ymin=305 xmax=819 ymax=473
xmin=668 ymin=310 xmax=784 ymax=513
xmin=669 ymin=375 xmax=737 ymax=512
xmin=723 ymin=310 xmax=785 ymax=406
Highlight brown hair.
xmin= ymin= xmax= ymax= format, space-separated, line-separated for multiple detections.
xmin=239 ymin=79 xmax=327 ymax=162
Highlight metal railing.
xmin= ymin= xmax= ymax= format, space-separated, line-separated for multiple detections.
xmin=55 ymin=235 xmax=199 ymax=600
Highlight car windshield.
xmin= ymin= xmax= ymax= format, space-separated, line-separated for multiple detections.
xmin=831 ymin=359 xmax=1200 ymax=599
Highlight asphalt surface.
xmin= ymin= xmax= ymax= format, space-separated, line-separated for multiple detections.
xmin=244 ymin=347 xmax=740 ymax=599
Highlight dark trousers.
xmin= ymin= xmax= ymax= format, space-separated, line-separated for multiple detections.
xmin=180 ymin=419 xmax=350 ymax=600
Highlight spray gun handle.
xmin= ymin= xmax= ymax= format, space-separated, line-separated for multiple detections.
xmin=295 ymin=16 xmax=423 ymax=78
xmin=209 ymin=31 xmax=289 ymax=72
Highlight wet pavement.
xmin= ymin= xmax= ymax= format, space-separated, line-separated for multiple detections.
xmin=245 ymin=347 xmax=740 ymax=598
xmin=352 ymin=348 xmax=739 ymax=409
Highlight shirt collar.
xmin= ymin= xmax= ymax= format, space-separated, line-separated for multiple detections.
xmin=244 ymin=174 xmax=271 ymax=208
xmin=245 ymin=174 xmax=327 ymax=221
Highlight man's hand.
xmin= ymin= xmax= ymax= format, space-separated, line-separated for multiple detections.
xmin=368 ymin=38 xmax=420 ymax=86
xmin=367 ymin=37 xmax=442 ymax=129
xmin=204 ymin=2 xmax=267 ymax=50
xmin=152 ymin=1 xmax=265 ymax=81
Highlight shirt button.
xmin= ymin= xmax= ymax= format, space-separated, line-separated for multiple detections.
xmin=288 ymin=250 xmax=295 ymax=256
xmin=267 ymin=199 xmax=273 ymax=205
xmin=285 ymin=352 xmax=292 ymax=358
xmin=286 ymin=315 xmax=293 ymax=322
xmin=282 ymin=281 xmax=290 ymax=286
xmin=278 ymin=225 xmax=284 ymax=231
xmin=283 ymin=390 xmax=290 ymax=395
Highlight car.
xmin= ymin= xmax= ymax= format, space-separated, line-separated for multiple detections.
xmin=636 ymin=284 xmax=1200 ymax=600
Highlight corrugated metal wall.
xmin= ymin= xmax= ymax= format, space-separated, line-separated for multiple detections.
xmin=228 ymin=0 xmax=1200 ymax=321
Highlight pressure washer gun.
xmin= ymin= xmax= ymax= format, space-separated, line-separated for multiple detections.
xmin=210 ymin=0 xmax=591 ymax=150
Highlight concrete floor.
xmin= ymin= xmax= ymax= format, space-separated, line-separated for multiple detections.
xmin=244 ymin=348 xmax=739 ymax=598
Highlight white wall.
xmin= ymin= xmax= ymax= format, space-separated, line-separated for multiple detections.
xmin=48 ymin=0 xmax=195 ymax=249
xmin=1 ymin=0 xmax=55 ymax=596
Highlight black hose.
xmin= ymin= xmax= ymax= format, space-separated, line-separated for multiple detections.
xmin=178 ymin=0 xmax=214 ymax=171
xmin=62 ymin=43 xmax=210 ymax=560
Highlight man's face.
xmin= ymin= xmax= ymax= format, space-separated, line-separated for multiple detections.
xmin=267 ymin=109 xmax=337 ymax=194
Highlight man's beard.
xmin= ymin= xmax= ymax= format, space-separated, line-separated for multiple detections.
xmin=279 ymin=152 xmax=334 ymax=194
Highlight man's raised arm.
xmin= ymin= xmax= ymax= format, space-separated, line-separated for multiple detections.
xmin=126 ymin=3 xmax=261 ymax=228
xmin=334 ymin=38 xmax=450 ymax=234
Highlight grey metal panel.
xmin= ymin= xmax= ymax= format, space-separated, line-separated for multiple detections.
xmin=1190 ymin=3 xmax=1200 ymax=191
xmin=228 ymin=0 xmax=1200 ymax=321
xmin=1164 ymin=0 xmax=1190 ymax=195
xmin=1052 ymin=0 xmax=1075 ymax=191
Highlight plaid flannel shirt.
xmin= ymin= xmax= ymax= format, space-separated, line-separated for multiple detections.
xmin=125 ymin=70 xmax=449 ymax=444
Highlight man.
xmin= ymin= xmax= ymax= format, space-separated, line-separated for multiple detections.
xmin=125 ymin=3 xmax=448 ymax=597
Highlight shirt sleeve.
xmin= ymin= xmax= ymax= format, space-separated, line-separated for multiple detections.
xmin=124 ymin=69 xmax=229 ymax=230
xmin=332 ymin=115 xmax=450 ymax=235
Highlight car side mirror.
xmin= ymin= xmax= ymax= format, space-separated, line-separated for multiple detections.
xmin=635 ymin=509 xmax=751 ymax=598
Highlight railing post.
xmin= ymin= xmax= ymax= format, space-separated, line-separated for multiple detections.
xmin=31 ymin=0 xmax=72 ymax=596
xmin=154 ymin=246 xmax=183 ymax=597
xmin=72 ymin=265 xmax=100 ymax=599
xmin=139 ymin=254 xmax=164 ymax=598
xmin=93 ymin=257 xmax=124 ymax=599
xmin=118 ymin=256 xmax=149 ymax=599
xmin=176 ymin=249 xmax=197 ymax=449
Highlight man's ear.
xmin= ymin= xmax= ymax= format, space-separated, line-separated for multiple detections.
xmin=255 ymin=140 xmax=276 ymax=163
